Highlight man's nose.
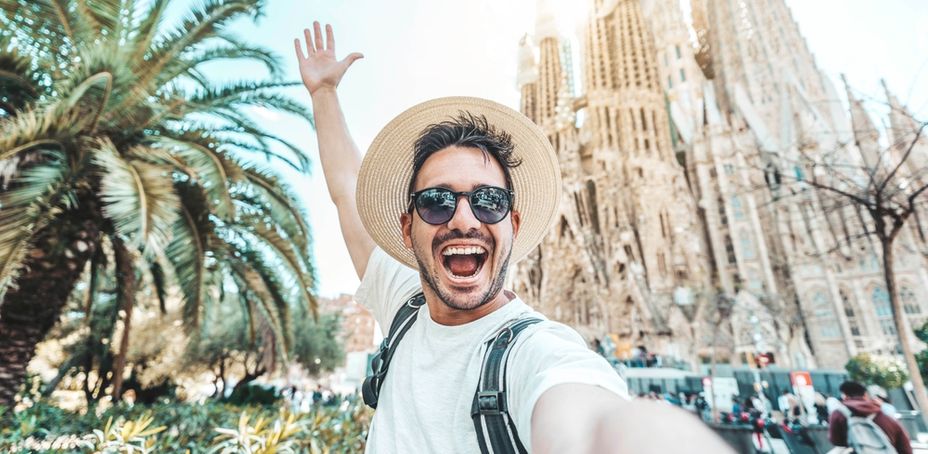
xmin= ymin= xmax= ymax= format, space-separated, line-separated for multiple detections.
xmin=447 ymin=197 xmax=482 ymax=231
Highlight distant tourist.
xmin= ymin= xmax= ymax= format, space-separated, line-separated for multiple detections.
xmin=828 ymin=381 xmax=911 ymax=454
xmin=778 ymin=389 xmax=799 ymax=423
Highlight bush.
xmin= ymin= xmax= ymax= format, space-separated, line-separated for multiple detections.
xmin=845 ymin=353 xmax=908 ymax=389
xmin=225 ymin=383 xmax=282 ymax=407
xmin=0 ymin=396 xmax=372 ymax=453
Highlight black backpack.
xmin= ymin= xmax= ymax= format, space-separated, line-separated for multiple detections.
xmin=362 ymin=292 xmax=542 ymax=454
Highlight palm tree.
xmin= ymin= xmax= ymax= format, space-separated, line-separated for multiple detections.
xmin=0 ymin=0 xmax=317 ymax=405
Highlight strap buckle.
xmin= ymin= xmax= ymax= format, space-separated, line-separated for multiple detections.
xmin=474 ymin=391 xmax=507 ymax=416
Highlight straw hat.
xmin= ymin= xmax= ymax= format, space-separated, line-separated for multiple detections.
xmin=356 ymin=96 xmax=561 ymax=269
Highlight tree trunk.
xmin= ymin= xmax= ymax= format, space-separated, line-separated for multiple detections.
xmin=0 ymin=212 xmax=100 ymax=407
xmin=110 ymin=237 xmax=136 ymax=401
xmin=882 ymin=238 xmax=928 ymax=426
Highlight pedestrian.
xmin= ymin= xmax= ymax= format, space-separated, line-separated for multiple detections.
xmin=778 ymin=389 xmax=799 ymax=424
xmin=294 ymin=21 xmax=732 ymax=453
xmin=828 ymin=381 xmax=911 ymax=454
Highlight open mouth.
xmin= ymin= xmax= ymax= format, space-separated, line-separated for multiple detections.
xmin=440 ymin=245 xmax=488 ymax=280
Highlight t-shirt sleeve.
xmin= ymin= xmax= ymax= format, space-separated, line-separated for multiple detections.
xmin=354 ymin=247 xmax=422 ymax=330
xmin=505 ymin=322 xmax=629 ymax=452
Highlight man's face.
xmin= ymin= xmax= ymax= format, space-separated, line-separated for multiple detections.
xmin=401 ymin=146 xmax=521 ymax=311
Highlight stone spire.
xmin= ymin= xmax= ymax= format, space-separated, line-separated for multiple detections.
xmin=881 ymin=79 xmax=922 ymax=149
xmin=842 ymin=75 xmax=881 ymax=171
xmin=694 ymin=0 xmax=838 ymax=136
xmin=517 ymin=35 xmax=540 ymax=123
xmin=535 ymin=0 xmax=564 ymax=124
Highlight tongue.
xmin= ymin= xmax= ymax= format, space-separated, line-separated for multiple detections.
xmin=447 ymin=255 xmax=479 ymax=277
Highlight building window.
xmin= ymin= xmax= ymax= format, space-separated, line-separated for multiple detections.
xmin=723 ymin=163 xmax=734 ymax=175
xmin=679 ymin=68 xmax=686 ymax=82
xmin=675 ymin=45 xmax=682 ymax=59
xmin=872 ymin=286 xmax=898 ymax=337
xmin=717 ymin=196 xmax=728 ymax=225
xmin=812 ymin=291 xmax=841 ymax=339
xmin=841 ymin=289 xmax=864 ymax=338
xmin=880 ymin=319 xmax=897 ymax=336
xmin=731 ymin=196 xmax=745 ymax=220
xmin=873 ymin=287 xmax=891 ymax=317
xmin=739 ymin=233 xmax=755 ymax=260
xmin=902 ymin=287 xmax=921 ymax=315
xmin=660 ymin=212 xmax=670 ymax=239
xmin=724 ymin=235 xmax=736 ymax=265
xmin=668 ymin=75 xmax=673 ymax=88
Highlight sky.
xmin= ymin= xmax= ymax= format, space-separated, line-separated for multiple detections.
xmin=192 ymin=0 xmax=928 ymax=298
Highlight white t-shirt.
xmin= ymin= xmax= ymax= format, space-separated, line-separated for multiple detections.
xmin=355 ymin=247 xmax=629 ymax=453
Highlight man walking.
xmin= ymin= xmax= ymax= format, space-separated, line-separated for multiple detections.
xmin=829 ymin=381 xmax=911 ymax=454
xmin=294 ymin=21 xmax=731 ymax=453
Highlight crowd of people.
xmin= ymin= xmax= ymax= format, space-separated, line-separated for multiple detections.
xmin=633 ymin=381 xmax=915 ymax=453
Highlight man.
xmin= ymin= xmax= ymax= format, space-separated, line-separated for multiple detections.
xmin=778 ymin=389 xmax=799 ymax=423
xmin=828 ymin=381 xmax=911 ymax=454
xmin=294 ymin=21 xmax=732 ymax=453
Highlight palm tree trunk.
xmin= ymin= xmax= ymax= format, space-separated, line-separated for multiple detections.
xmin=0 ymin=214 xmax=100 ymax=407
xmin=110 ymin=237 xmax=136 ymax=401
xmin=883 ymin=238 xmax=928 ymax=426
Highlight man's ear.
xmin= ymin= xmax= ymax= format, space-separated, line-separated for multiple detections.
xmin=400 ymin=212 xmax=413 ymax=248
xmin=511 ymin=209 xmax=522 ymax=238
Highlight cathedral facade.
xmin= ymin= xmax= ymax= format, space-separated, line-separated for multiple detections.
xmin=510 ymin=0 xmax=928 ymax=369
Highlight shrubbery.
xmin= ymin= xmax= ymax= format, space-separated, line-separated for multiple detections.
xmin=0 ymin=395 xmax=371 ymax=453
xmin=845 ymin=353 xmax=908 ymax=389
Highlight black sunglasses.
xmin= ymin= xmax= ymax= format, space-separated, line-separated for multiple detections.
xmin=410 ymin=186 xmax=514 ymax=225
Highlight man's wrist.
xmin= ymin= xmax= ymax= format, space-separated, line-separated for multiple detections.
xmin=311 ymin=86 xmax=339 ymax=97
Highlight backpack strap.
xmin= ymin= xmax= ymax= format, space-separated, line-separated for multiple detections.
xmin=362 ymin=293 xmax=425 ymax=409
xmin=835 ymin=402 xmax=852 ymax=419
xmin=471 ymin=317 xmax=543 ymax=454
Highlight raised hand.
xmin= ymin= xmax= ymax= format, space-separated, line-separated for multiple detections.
xmin=294 ymin=21 xmax=363 ymax=95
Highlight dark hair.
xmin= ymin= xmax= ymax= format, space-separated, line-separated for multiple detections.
xmin=407 ymin=111 xmax=523 ymax=204
xmin=839 ymin=381 xmax=867 ymax=398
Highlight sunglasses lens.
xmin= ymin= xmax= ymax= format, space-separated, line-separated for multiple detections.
xmin=471 ymin=187 xmax=511 ymax=224
xmin=416 ymin=189 xmax=456 ymax=224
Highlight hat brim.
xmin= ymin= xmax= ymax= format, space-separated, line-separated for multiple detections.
xmin=357 ymin=96 xmax=561 ymax=269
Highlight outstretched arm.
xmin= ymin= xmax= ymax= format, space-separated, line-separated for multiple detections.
xmin=531 ymin=384 xmax=734 ymax=453
xmin=295 ymin=22 xmax=374 ymax=279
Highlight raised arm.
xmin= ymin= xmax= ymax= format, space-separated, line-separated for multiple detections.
xmin=295 ymin=22 xmax=374 ymax=278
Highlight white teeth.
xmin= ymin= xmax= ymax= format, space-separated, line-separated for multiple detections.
xmin=441 ymin=245 xmax=487 ymax=256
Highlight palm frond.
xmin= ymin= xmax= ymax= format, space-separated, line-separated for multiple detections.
xmin=148 ymin=134 xmax=237 ymax=219
xmin=164 ymin=182 xmax=214 ymax=327
xmin=150 ymin=260 xmax=167 ymax=314
xmin=117 ymin=0 xmax=259 ymax=113
xmin=0 ymin=34 xmax=42 ymax=113
xmin=205 ymin=111 xmax=311 ymax=173
xmin=241 ymin=164 xmax=311 ymax=257
xmin=0 ymin=101 xmax=86 ymax=161
xmin=226 ymin=250 xmax=291 ymax=359
xmin=74 ymin=0 xmax=122 ymax=35
xmin=210 ymin=134 xmax=304 ymax=173
xmin=0 ymin=148 xmax=75 ymax=300
xmin=231 ymin=214 xmax=316 ymax=316
xmin=127 ymin=0 xmax=170 ymax=64
xmin=184 ymin=81 xmax=310 ymax=122
xmin=94 ymin=139 xmax=179 ymax=254
xmin=157 ymin=43 xmax=284 ymax=89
